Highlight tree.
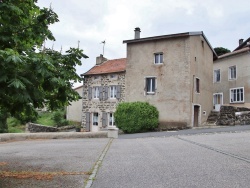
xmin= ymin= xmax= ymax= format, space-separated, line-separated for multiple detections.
xmin=0 ymin=0 xmax=88 ymax=133
xmin=214 ymin=47 xmax=231 ymax=56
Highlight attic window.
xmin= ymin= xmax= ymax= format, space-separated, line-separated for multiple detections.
xmin=201 ymin=40 xmax=204 ymax=48
xmin=110 ymin=74 xmax=116 ymax=79
xmin=94 ymin=76 xmax=99 ymax=80
xmin=154 ymin=53 xmax=163 ymax=64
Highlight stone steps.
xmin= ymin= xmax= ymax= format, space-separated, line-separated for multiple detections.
xmin=206 ymin=111 xmax=220 ymax=125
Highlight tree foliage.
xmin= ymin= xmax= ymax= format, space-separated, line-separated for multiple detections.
xmin=114 ymin=102 xmax=159 ymax=133
xmin=0 ymin=0 xmax=88 ymax=132
xmin=214 ymin=47 xmax=231 ymax=56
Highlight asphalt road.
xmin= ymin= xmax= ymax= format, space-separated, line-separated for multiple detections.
xmin=93 ymin=128 xmax=250 ymax=188
xmin=0 ymin=126 xmax=250 ymax=188
xmin=0 ymin=138 xmax=110 ymax=188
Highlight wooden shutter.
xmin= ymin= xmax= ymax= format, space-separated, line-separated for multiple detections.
xmin=88 ymin=87 xmax=92 ymax=100
xmin=104 ymin=86 xmax=109 ymax=100
xmin=99 ymin=86 xmax=103 ymax=100
xmin=116 ymin=85 xmax=121 ymax=99
xmin=102 ymin=112 xmax=107 ymax=128
xmin=86 ymin=112 xmax=90 ymax=131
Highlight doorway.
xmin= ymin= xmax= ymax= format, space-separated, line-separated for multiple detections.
xmin=213 ymin=93 xmax=223 ymax=111
xmin=193 ymin=105 xmax=200 ymax=127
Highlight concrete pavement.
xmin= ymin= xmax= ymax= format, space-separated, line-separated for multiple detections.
xmin=0 ymin=131 xmax=108 ymax=142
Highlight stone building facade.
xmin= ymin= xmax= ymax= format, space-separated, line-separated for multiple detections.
xmin=81 ymin=57 xmax=126 ymax=132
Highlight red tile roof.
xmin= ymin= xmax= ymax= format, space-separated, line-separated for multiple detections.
xmin=82 ymin=58 xmax=126 ymax=76
xmin=218 ymin=47 xmax=250 ymax=59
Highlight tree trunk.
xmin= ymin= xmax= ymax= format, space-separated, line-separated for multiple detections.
xmin=0 ymin=109 xmax=8 ymax=133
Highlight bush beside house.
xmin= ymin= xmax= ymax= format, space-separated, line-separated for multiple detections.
xmin=114 ymin=102 xmax=159 ymax=133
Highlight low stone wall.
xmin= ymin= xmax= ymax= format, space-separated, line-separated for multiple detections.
xmin=27 ymin=123 xmax=58 ymax=133
xmin=218 ymin=106 xmax=250 ymax=126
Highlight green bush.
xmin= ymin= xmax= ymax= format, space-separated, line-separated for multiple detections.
xmin=7 ymin=117 xmax=21 ymax=127
xmin=114 ymin=102 xmax=159 ymax=133
xmin=51 ymin=110 xmax=68 ymax=127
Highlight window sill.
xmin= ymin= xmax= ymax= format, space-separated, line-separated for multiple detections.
xmin=230 ymin=101 xmax=244 ymax=104
xmin=146 ymin=92 xmax=155 ymax=95
xmin=228 ymin=79 xmax=237 ymax=81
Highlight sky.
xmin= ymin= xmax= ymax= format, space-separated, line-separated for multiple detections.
xmin=37 ymin=0 xmax=250 ymax=87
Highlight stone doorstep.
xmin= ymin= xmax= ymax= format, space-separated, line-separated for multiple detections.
xmin=0 ymin=131 xmax=108 ymax=142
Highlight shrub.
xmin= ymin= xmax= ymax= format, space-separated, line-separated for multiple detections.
xmin=114 ymin=102 xmax=159 ymax=133
xmin=51 ymin=110 xmax=68 ymax=127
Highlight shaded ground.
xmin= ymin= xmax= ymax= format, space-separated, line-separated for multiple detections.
xmin=0 ymin=138 xmax=109 ymax=188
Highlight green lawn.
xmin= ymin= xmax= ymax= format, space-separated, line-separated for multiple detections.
xmin=36 ymin=111 xmax=56 ymax=126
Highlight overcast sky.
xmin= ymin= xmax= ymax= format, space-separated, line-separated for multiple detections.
xmin=37 ymin=0 xmax=250 ymax=87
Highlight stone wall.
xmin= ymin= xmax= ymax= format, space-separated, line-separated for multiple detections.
xmin=27 ymin=123 xmax=58 ymax=133
xmin=82 ymin=72 xmax=126 ymax=131
xmin=218 ymin=106 xmax=250 ymax=126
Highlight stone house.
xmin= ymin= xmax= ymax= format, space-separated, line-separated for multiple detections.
xmin=213 ymin=37 xmax=250 ymax=110
xmin=123 ymin=28 xmax=217 ymax=128
xmin=81 ymin=56 xmax=126 ymax=131
xmin=66 ymin=85 xmax=83 ymax=123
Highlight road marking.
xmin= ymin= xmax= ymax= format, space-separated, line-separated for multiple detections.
xmin=85 ymin=138 xmax=113 ymax=188
xmin=177 ymin=137 xmax=250 ymax=164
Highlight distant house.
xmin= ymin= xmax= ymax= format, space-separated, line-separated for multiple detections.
xmin=123 ymin=28 xmax=216 ymax=128
xmin=66 ymin=85 xmax=83 ymax=123
xmin=81 ymin=56 xmax=126 ymax=132
xmin=213 ymin=38 xmax=250 ymax=110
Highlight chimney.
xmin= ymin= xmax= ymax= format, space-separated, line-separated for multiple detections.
xmin=96 ymin=54 xmax=107 ymax=65
xmin=134 ymin=27 xmax=141 ymax=39
xmin=239 ymin=39 xmax=244 ymax=45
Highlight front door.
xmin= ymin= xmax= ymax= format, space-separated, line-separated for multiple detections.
xmin=213 ymin=93 xmax=223 ymax=111
xmin=193 ymin=105 xmax=200 ymax=127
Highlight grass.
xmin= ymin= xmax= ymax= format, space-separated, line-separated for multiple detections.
xmin=36 ymin=112 xmax=56 ymax=127
xmin=7 ymin=117 xmax=25 ymax=133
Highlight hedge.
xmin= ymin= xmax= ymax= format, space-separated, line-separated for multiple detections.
xmin=114 ymin=102 xmax=159 ymax=133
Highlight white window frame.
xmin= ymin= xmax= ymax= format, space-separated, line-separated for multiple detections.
xmin=145 ymin=77 xmax=156 ymax=94
xmin=110 ymin=86 xmax=117 ymax=98
xmin=214 ymin=69 xmax=220 ymax=82
xmin=154 ymin=53 xmax=163 ymax=64
xmin=228 ymin=65 xmax=237 ymax=80
xmin=230 ymin=87 xmax=244 ymax=103
xmin=93 ymin=113 xmax=99 ymax=126
xmin=93 ymin=87 xmax=99 ymax=99
xmin=109 ymin=113 xmax=115 ymax=127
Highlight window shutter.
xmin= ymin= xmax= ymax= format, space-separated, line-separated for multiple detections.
xmin=116 ymin=85 xmax=121 ymax=99
xmin=88 ymin=87 xmax=92 ymax=100
xmin=86 ymin=112 xmax=90 ymax=131
xmin=104 ymin=86 xmax=109 ymax=100
xmin=102 ymin=112 xmax=107 ymax=128
xmin=99 ymin=86 xmax=103 ymax=100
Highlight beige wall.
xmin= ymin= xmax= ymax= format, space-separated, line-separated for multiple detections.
xmin=66 ymin=86 xmax=83 ymax=123
xmin=125 ymin=35 xmax=213 ymax=127
xmin=214 ymin=52 xmax=250 ymax=108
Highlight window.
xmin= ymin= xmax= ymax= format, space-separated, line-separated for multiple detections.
xmin=154 ymin=53 xmax=163 ymax=64
xmin=93 ymin=87 xmax=99 ymax=99
xmin=110 ymin=74 xmax=116 ymax=79
xmin=110 ymin=86 xmax=117 ymax=98
xmin=94 ymin=76 xmax=99 ymax=80
xmin=195 ymin=78 xmax=200 ymax=93
xmin=146 ymin=77 xmax=156 ymax=94
xmin=230 ymin=87 xmax=244 ymax=103
xmin=229 ymin=66 xmax=236 ymax=80
xmin=109 ymin=113 xmax=115 ymax=126
xmin=214 ymin=69 xmax=220 ymax=82
xmin=93 ymin=113 xmax=99 ymax=126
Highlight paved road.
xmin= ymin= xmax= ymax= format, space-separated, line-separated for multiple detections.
xmin=1 ymin=126 xmax=250 ymax=188
xmin=0 ymin=138 xmax=109 ymax=188
xmin=93 ymin=128 xmax=250 ymax=188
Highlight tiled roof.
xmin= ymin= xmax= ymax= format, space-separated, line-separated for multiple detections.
xmin=218 ymin=47 xmax=250 ymax=59
xmin=82 ymin=58 xmax=126 ymax=76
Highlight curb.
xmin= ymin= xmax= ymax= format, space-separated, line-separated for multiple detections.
xmin=0 ymin=132 xmax=108 ymax=142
